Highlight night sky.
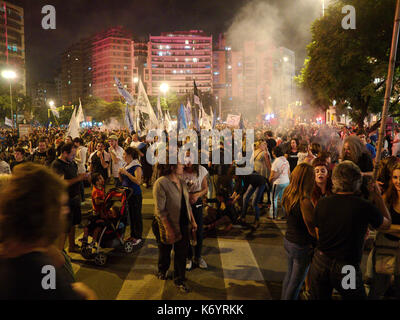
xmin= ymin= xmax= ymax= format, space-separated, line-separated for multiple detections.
xmin=13 ymin=0 xmax=321 ymax=85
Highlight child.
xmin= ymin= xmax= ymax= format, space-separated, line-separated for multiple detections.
xmin=80 ymin=173 xmax=106 ymax=246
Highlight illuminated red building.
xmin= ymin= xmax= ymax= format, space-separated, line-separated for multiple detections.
xmin=91 ymin=26 xmax=139 ymax=102
xmin=147 ymin=30 xmax=213 ymax=96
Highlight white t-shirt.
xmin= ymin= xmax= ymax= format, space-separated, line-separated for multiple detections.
xmin=271 ymin=156 xmax=290 ymax=185
xmin=393 ymin=133 xmax=400 ymax=156
xmin=182 ymin=165 xmax=208 ymax=193
xmin=109 ymin=145 xmax=125 ymax=178
xmin=75 ymin=146 xmax=88 ymax=174
xmin=130 ymin=140 xmax=142 ymax=149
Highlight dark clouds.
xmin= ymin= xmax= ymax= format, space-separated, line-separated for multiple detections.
xmin=16 ymin=0 xmax=320 ymax=84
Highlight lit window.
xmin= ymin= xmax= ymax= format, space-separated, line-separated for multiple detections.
xmin=185 ymin=46 xmax=190 ymax=49
xmin=185 ymin=40 xmax=189 ymax=44
xmin=193 ymin=58 xmax=198 ymax=63
xmin=227 ymin=65 xmax=232 ymax=69
xmin=158 ymin=52 xmax=163 ymax=56
xmin=213 ymin=72 xmax=219 ymax=75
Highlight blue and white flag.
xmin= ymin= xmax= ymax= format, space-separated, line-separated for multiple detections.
xmin=5 ymin=117 xmax=12 ymax=127
xmin=125 ymin=104 xmax=134 ymax=132
xmin=177 ymin=104 xmax=187 ymax=132
xmin=212 ymin=107 xmax=216 ymax=129
xmin=114 ymin=76 xmax=135 ymax=106
xmin=185 ymin=100 xmax=192 ymax=125
xmin=50 ymin=105 xmax=60 ymax=118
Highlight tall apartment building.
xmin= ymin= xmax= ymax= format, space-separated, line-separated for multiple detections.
xmin=0 ymin=1 xmax=25 ymax=94
xmin=91 ymin=26 xmax=139 ymax=102
xmin=147 ymin=30 xmax=213 ymax=96
xmin=30 ymin=80 xmax=56 ymax=107
xmin=60 ymin=37 xmax=92 ymax=105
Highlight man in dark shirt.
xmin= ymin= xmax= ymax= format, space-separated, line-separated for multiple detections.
xmin=264 ymin=131 xmax=277 ymax=157
xmin=29 ymin=138 xmax=54 ymax=166
xmin=51 ymin=143 xmax=88 ymax=253
xmin=309 ymin=161 xmax=391 ymax=300
xmin=10 ymin=147 xmax=26 ymax=172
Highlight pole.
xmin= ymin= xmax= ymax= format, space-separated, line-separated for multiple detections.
xmin=9 ymin=82 xmax=13 ymax=129
xmin=373 ymin=0 xmax=400 ymax=181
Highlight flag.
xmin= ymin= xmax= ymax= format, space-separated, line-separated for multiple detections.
xmin=194 ymin=107 xmax=200 ymax=131
xmin=177 ymin=104 xmax=187 ymax=132
xmin=193 ymin=80 xmax=200 ymax=106
xmin=185 ymin=100 xmax=192 ymax=125
xmin=156 ymin=95 xmax=163 ymax=119
xmin=67 ymin=108 xmax=79 ymax=139
xmin=67 ymin=107 xmax=76 ymax=129
xmin=239 ymin=114 xmax=245 ymax=129
xmin=75 ymin=98 xmax=85 ymax=124
xmin=125 ymin=104 xmax=134 ymax=132
xmin=212 ymin=107 xmax=216 ymax=129
xmin=114 ymin=76 xmax=135 ymax=105
xmin=50 ymin=105 xmax=59 ymax=118
xmin=137 ymin=79 xmax=158 ymax=127
xmin=5 ymin=117 xmax=12 ymax=127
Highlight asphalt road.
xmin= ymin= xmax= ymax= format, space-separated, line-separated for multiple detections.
xmin=67 ymin=185 xmax=288 ymax=300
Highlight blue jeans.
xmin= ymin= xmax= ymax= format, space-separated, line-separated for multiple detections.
xmin=281 ymin=238 xmax=313 ymax=300
xmin=272 ymin=182 xmax=289 ymax=219
xmin=241 ymin=184 xmax=266 ymax=221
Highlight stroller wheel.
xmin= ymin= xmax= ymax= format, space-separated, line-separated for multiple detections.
xmin=124 ymin=241 xmax=134 ymax=253
xmin=94 ymin=253 xmax=107 ymax=266
xmin=81 ymin=246 xmax=93 ymax=260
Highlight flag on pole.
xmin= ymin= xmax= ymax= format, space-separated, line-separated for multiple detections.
xmin=50 ymin=105 xmax=60 ymax=118
xmin=75 ymin=98 xmax=85 ymax=124
xmin=239 ymin=114 xmax=245 ymax=129
xmin=156 ymin=95 xmax=163 ymax=119
xmin=125 ymin=104 xmax=134 ymax=132
xmin=177 ymin=104 xmax=187 ymax=132
xmin=137 ymin=79 xmax=158 ymax=127
xmin=185 ymin=100 xmax=192 ymax=125
xmin=193 ymin=107 xmax=200 ymax=131
xmin=212 ymin=107 xmax=217 ymax=129
xmin=67 ymin=108 xmax=79 ymax=139
xmin=5 ymin=117 xmax=12 ymax=127
xmin=193 ymin=80 xmax=200 ymax=106
xmin=114 ymin=76 xmax=135 ymax=105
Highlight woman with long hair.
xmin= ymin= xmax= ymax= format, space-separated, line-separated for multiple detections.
xmin=281 ymin=163 xmax=316 ymax=300
xmin=311 ymin=157 xmax=333 ymax=207
xmin=340 ymin=135 xmax=373 ymax=175
xmin=368 ymin=163 xmax=400 ymax=299
xmin=152 ymin=163 xmax=197 ymax=293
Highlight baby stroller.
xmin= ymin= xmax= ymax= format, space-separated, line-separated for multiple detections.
xmin=80 ymin=187 xmax=136 ymax=266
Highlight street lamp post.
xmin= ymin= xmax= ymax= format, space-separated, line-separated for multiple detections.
xmin=1 ymin=70 xmax=17 ymax=129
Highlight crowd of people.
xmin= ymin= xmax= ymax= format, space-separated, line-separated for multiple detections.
xmin=0 ymin=121 xmax=399 ymax=299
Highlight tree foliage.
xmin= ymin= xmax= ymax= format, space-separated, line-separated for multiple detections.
xmin=296 ymin=0 xmax=400 ymax=128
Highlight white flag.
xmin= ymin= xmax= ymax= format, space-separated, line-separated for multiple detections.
xmin=114 ymin=76 xmax=135 ymax=105
xmin=75 ymin=98 xmax=85 ymax=124
xmin=137 ymin=79 xmax=158 ymax=127
xmin=67 ymin=108 xmax=79 ymax=139
xmin=5 ymin=117 xmax=12 ymax=127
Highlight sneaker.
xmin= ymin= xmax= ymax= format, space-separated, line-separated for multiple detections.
xmin=133 ymin=239 xmax=142 ymax=246
xmin=195 ymin=257 xmax=208 ymax=269
xmin=186 ymin=259 xmax=193 ymax=271
xmin=175 ymin=282 xmax=191 ymax=293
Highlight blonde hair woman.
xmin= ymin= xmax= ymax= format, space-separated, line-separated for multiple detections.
xmin=281 ymin=163 xmax=316 ymax=300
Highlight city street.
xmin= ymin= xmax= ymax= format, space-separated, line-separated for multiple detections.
xmin=68 ymin=187 xmax=288 ymax=300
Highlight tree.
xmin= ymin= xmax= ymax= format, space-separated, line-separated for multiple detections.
xmin=296 ymin=0 xmax=400 ymax=128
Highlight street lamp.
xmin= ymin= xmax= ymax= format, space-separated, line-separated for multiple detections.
xmin=160 ymin=82 xmax=169 ymax=94
xmin=48 ymin=100 xmax=55 ymax=108
xmin=2 ymin=69 xmax=16 ymax=128
xmin=133 ymin=77 xmax=139 ymax=84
